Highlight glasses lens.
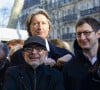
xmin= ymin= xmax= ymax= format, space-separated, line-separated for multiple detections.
xmin=23 ymin=46 xmax=46 ymax=53
xmin=76 ymin=31 xmax=94 ymax=38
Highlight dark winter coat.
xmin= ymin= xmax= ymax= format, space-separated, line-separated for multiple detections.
xmin=0 ymin=59 xmax=10 ymax=90
xmin=10 ymin=41 xmax=73 ymax=65
xmin=62 ymin=39 xmax=100 ymax=90
xmin=3 ymin=64 xmax=65 ymax=90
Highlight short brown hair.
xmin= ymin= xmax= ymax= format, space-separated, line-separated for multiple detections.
xmin=76 ymin=16 xmax=100 ymax=32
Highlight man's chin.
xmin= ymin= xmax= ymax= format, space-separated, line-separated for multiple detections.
xmin=30 ymin=63 xmax=39 ymax=69
xmin=82 ymin=47 xmax=90 ymax=51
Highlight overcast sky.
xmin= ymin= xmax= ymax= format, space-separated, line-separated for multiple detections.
xmin=0 ymin=0 xmax=14 ymax=27
xmin=0 ymin=0 xmax=14 ymax=10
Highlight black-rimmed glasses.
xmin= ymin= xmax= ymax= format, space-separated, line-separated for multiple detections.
xmin=76 ymin=31 xmax=94 ymax=38
xmin=23 ymin=46 xmax=46 ymax=53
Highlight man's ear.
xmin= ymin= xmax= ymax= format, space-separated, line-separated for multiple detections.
xmin=45 ymin=51 xmax=48 ymax=57
xmin=96 ymin=32 xmax=100 ymax=39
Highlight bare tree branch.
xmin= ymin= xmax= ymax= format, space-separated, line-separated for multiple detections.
xmin=7 ymin=0 xmax=24 ymax=28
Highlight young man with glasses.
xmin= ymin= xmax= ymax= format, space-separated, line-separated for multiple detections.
xmin=3 ymin=36 xmax=65 ymax=90
xmin=63 ymin=16 xmax=100 ymax=90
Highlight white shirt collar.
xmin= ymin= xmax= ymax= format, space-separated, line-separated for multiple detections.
xmin=45 ymin=39 xmax=50 ymax=52
xmin=91 ymin=55 xmax=97 ymax=65
xmin=83 ymin=52 xmax=97 ymax=65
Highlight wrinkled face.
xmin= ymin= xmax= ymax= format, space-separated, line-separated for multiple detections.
xmin=0 ymin=47 xmax=5 ymax=61
xmin=29 ymin=14 xmax=50 ymax=39
xmin=23 ymin=44 xmax=47 ymax=68
xmin=76 ymin=23 xmax=98 ymax=50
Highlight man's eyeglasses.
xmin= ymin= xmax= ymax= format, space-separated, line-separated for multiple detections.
xmin=23 ymin=46 xmax=46 ymax=53
xmin=76 ymin=31 xmax=94 ymax=38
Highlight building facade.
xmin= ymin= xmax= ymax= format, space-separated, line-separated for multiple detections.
xmin=19 ymin=0 xmax=100 ymax=43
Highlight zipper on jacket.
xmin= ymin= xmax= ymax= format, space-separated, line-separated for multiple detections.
xmin=34 ymin=70 xmax=37 ymax=90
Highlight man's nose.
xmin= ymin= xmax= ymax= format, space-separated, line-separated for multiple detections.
xmin=37 ymin=23 xmax=42 ymax=27
xmin=80 ymin=33 xmax=86 ymax=39
xmin=31 ymin=49 xmax=38 ymax=53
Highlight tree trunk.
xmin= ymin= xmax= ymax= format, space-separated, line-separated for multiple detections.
xmin=7 ymin=0 xmax=24 ymax=29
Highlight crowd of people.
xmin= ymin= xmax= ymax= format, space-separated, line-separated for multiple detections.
xmin=0 ymin=8 xmax=100 ymax=90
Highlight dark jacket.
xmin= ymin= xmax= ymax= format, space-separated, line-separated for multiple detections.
xmin=11 ymin=41 xmax=73 ymax=65
xmin=3 ymin=64 xmax=65 ymax=90
xmin=62 ymin=40 xmax=100 ymax=90
xmin=0 ymin=59 xmax=10 ymax=90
